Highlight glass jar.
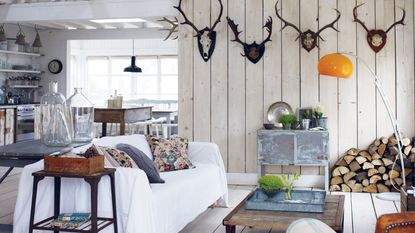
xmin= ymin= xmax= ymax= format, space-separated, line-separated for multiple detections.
xmin=40 ymin=82 xmax=72 ymax=146
xmin=66 ymin=88 xmax=94 ymax=142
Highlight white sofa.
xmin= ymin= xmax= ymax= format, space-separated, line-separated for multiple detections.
xmin=13 ymin=135 xmax=229 ymax=233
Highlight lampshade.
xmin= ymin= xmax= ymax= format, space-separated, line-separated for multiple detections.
xmin=0 ymin=24 xmax=6 ymax=42
xmin=32 ymin=26 xmax=42 ymax=48
xmin=124 ymin=40 xmax=142 ymax=73
xmin=318 ymin=53 xmax=353 ymax=78
xmin=15 ymin=24 xmax=26 ymax=45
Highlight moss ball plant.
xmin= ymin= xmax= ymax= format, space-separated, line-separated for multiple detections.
xmin=258 ymin=175 xmax=283 ymax=198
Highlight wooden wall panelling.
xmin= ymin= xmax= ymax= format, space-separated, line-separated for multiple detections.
xmin=263 ymin=0 xmax=282 ymax=175
xmin=193 ymin=0 xmax=211 ymax=142
xmin=227 ymin=0 xmax=246 ymax=173
xmin=5 ymin=109 xmax=14 ymax=144
xmin=245 ymin=0 xmax=264 ymax=173
xmin=337 ymin=0 xmax=358 ymax=157
xmin=319 ymin=0 xmax=339 ymax=171
xmin=396 ymin=0 xmax=415 ymax=139
xmin=300 ymin=0 xmax=319 ymax=175
xmin=356 ymin=0 xmax=377 ymax=149
xmin=0 ymin=110 xmax=5 ymax=145
xmin=375 ymin=0 xmax=396 ymax=138
xmin=210 ymin=0 xmax=228 ymax=169
xmin=178 ymin=0 xmax=194 ymax=140
xmin=281 ymin=0 xmax=301 ymax=174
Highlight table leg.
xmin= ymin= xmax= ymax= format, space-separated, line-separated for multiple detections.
xmin=109 ymin=173 xmax=118 ymax=233
xmin=120 ymin=121 xmax=125 ymax=135
xmin=54 ymin=177 xmax=61 ymax=233
xmin=29 ymin=176 xmax=44 ymax=233
xmin=226 ymin=225 xmax=236 ymax=233
xmin=0 ymin=167 xmax=13 ymax=184
xmin=85 ymin=177 xmax=100 ymax=233
xmin=101 ymin=122 xmax=107 ymax=137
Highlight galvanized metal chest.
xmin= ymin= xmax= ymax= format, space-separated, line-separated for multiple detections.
xmin=257 ymin=129 xmax=330 ymax=191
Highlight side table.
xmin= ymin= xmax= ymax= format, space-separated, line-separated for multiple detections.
xmin=29 ymin=168 xmax=118 ymax=233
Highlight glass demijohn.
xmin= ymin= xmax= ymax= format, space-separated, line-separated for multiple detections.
xmin=66 ymin=88 xmax=94 ymax=142
xmin=40 ymin=82 xmax=72 ymax=146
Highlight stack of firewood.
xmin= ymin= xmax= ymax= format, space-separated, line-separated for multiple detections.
xmin=330 ymin=134 xmax=415 ymax=193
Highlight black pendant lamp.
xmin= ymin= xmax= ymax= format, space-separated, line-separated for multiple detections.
xmin=124 ymin=40 xmax=142 ymax=73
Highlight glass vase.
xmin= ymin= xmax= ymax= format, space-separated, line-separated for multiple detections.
xmin=66 ymin=88 xmax=94 ymax=142
xmin=40 ymin=82 xmax=72 ymax=146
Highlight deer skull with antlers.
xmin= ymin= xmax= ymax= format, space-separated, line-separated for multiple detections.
xmin=353 ymin=3 xmax=405 ymax=53
xmin=227 ymin=16 xmax=273 ymax=64
xmin=174 ymin=0 xmax=223 ymax=62
xmin=275 ymin=1 xmax=341 ymax=52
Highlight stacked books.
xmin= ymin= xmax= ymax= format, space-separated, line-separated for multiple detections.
xmin=51 ymin=213 xmax=90 ymax=228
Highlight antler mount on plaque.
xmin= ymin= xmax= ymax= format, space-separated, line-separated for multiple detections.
xmin=227 ymin=16 xmax=273 ymax=64
xmin=174 ymin=0 xmax=223 ymax=62
xmin=275 ymin=1 xmax=341 ymax=52
xmin=353 ymin=3 xmax=405 ymax=53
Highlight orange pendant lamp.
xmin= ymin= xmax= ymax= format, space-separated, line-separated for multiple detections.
xmin=318 ymin=53 xmax=353 ymax=78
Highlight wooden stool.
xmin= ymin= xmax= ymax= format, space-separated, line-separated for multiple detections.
xmin=29 ymin=168 xmax=118 ymax=233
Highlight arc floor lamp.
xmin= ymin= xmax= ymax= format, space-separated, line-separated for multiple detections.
xmin=318 ymin=53 xmax=406 ymax=201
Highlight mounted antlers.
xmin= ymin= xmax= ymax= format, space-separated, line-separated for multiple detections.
xmin=275 ymin=0 xmax=341 ymax=52
xmin=157 ymin=17 xmax=179 ymax=41
xmin=174 ymin=0 xmax=223 ymax=62
xmin=227 ymin=16 xmax=273 ymax=64
xmin=353 ymin=3 xmax=405 ymax=53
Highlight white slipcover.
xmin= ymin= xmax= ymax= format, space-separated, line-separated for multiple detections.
xmin=13 ymin=135 xmax=228 ymax=233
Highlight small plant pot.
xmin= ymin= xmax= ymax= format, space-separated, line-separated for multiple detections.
xmin=283 ymin=123 xmax=291 ymax=130
xmin=302 ymin=119 xmax=310 ymax=130
xmin=261 ymin=189 xmax=279 ymax=198
xmin=318 ymin=117 xmax=328 ymax=129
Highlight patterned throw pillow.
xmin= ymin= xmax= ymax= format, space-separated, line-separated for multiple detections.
xmin=146 ymin=136 xmax=194 ymax=172
xmin=99 ymin=146 xmax=138 ymax=168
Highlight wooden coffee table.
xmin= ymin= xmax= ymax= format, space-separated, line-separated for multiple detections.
xmin=223 ymin=191 xmax=345 ymax=233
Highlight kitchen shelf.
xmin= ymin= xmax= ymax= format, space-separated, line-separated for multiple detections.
xmin=0 ymin=69 xmax=43 ymax=74
xmin=0 ymin=50 xmax=43 ymax=57
xmin=8 ymin=85 xmax=41 ymax=89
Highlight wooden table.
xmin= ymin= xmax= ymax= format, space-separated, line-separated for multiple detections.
xmin=94 ymin=106 xmax=152 ymax=136
xmin=152 ymin=110 xmax=177 ymax=123
xmin=223 ymin=191 xmax=345 ymax=233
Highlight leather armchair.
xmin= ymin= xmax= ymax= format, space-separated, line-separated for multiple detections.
xmin=376 ymin=212 xmax=415 ymax=233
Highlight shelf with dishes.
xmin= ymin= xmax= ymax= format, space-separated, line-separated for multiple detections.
xmin=0 ymin=69 xmax=43 ymax=74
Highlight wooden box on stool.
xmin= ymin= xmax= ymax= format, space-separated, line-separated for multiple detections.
xmin=400 ymin=186 xmax=415 ymax=212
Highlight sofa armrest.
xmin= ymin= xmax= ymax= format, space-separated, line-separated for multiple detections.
xmin=188 ymin=142 xmax=222 ymax=165
xmin=376 ymin=212 xmax=415 ymax=233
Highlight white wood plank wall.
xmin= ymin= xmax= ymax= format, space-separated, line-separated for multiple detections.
xmin=178 ymin=0 xmax=415 ymax=175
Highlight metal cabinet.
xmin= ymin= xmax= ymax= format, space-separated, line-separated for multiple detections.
xmin=257 ymin=129 xmax=329 ymax=191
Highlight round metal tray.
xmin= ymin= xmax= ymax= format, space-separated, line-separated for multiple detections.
xmin=267 ymin=101 xmax=293 ymax=124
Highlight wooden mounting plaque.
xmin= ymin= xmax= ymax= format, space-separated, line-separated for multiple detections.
xmin=44 ymin=155 xmax=104 ymax=175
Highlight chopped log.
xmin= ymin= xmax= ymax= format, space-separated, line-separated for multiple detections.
xmin=382 ymin=173 xmax=389 ymax=181
xmin=349 ymin=161 xmax=362 ymax=172
xmin=378 ymin=166 xmax=386 ymax=174
xmin=368 ymin=144 xmax=378 ymax=155
xmin=371 ymin=159 xmax=384 ymax=166
xmin=336 ymin=159 xmax=348 ymax=166
xmin=332 ymin=166 xmax=350 ymax=176
xmin=394 ymin=178 xmax=404 ymax=186
xmin=359 ymin=150 xmax=372 ymax=161
xmin=389 ymin=137 xmax=398 ymax=146
xmin=389 ymin=146 xmax=399 ymax=156
xmin=404 ymin=145 xmax=413 ymax=156
xmin=377 ymin=184 xmax=390 ymax=193
xmin=373 ymin=139 xmax=381 ymax=146
xmin=405 ymin=168 xmax=413 ymax=177
xmin=399 ymin=158 xmax=412 ymax=168
xmin=363 ymin=162 xmax=375 ymax=170
xmin=389 ymin=170 xmax=400 ymax=179
xmin=356 ymin=172 xmax=368 ymax=182
xmin=344 ymin=172 xmax=356 ymax=183
xmin=369 ymin=175 xmax=382 ymax=184
xmin=330 ymin=176 xmax=343 ymax=185
xmin=402 ymin=138 xmax=411 ymax=147
xmin=362 ymin=179 xmax=370 ymax=187
xmin=363 ymin=184 xmax=378 ymax=193
xmin=411 ymin=147 xmax=415 ymax=153
xmin=347 ymin=179 xmax=357 ymax=187
xmin=372 ymin=153 xmax=381 ymax=160
xmin=352 ymin=183 xmax=363 ymax=192
xmin=388 ymin=164 xmax=402 ymax=172
xmin=377 ymin=144 xmax=386 ymax=156
xmin=382 ymin=158 xmax=394 ymax=167
xmin=341 ymin=184 xmax=351 ymax=192
xmin=368 ymin=168 xmax=379 ymax=177
xmin=380 ymin=137 xmax=389 ymax=144
xmin=385 ymin=180 xmax=392 ymax=186
xmin=355 ymin=156 xmax=367 ymax=164
xmin=409 ymin=154 xmax=415 ymax=163
xmin=347 ymin=148 xmax=359 ymax=156
xmin=330 ymin=185 xmax=341 ymax=192
xmin=344 ymin=155 xmax=355 ymax=165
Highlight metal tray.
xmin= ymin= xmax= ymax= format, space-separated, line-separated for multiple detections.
xmin=245 ymin=189 xmax=326 ymax=213
xmin=266 ymin=101 xmax=293 ymax=124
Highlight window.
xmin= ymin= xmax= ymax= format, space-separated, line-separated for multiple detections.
xmin=75 ymin=55 xmax=178 ymax=107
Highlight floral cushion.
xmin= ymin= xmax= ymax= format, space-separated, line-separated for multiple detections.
xmin=99 ymin=146 xmax=138 ymax=168
xmin=146 ymin=136 xmax=194 ymax=172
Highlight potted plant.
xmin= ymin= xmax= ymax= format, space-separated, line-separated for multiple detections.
xmin=258 ymin=175 xmax=283 ymax=198
xmin=313 ymin=105 xmax=327 ymax=129
xmin=301 ymin=111 xmax=311 ymax=130
xmin=278 ymin=114 xmax=297 ymax=130
xmin=281 ymin=172 xmax=301 ymax=200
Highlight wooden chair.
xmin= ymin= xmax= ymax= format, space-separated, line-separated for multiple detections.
xmin=376 ymin=212 xmax=415 ymax=233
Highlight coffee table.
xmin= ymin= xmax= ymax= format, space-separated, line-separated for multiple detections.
xmin=223 ymin=191 xmax=345 ymax=233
